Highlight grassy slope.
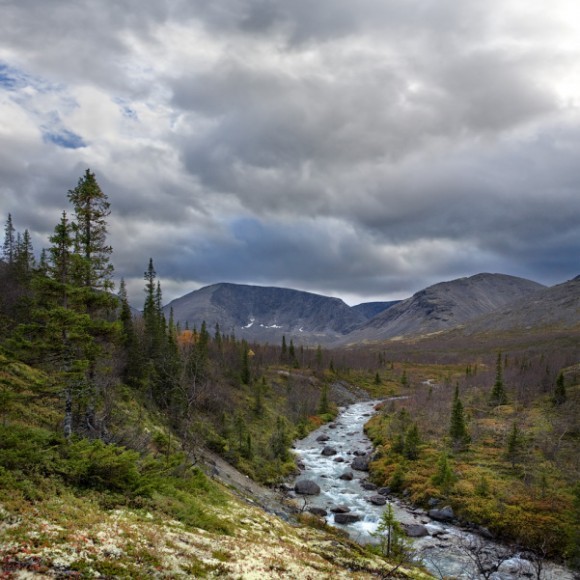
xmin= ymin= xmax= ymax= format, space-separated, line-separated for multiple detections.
xmin=0 ymin=353 xmax=431 ymax=579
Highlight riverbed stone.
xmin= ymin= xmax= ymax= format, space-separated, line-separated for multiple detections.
xmin=330 ymin=505 xmax=351 ymax=513
xmin=308 ymin=507 xmax=327 ymax=517
xmin=321 ymin=446 xmax=337 ymax=456
xmin=294 ymin=480 xmax=321 ymax=495
xmin=351 ymin=456 xmax=370 ymax=471
xmin=403 ymin=524 xmax=429 ymax=537
xmin=361 ymin=482 xmax=377 ymax=491
xmin=368 ymin=495 xmax=387 ymax=506
xmin=334 ymin=513 xmax=361 ymax=524
xmin=353 ymin=449 xmax=367 ymax=456
xmin=333 ymin=456 xmax=345 ymax=462
xmin=428 ymin=506 xmax=455 ymax=522
xmin=377 ymin=487 xmax=391 ymax=496
xmin=339 ymin=471 xmax=354 ymax=481
xmin=316 ymin=434 xmax=330 ymax=442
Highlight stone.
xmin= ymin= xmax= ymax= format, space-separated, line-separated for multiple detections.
xmin=427 ymin=497 xmax=440 ymax=507
xmin=333 ymin=456 xmax=345 ymax=462
xmin=353 ymin=449 xmax=367 ymax=456
xmin=294 ymin=480 xmax=321 ymax=495
xmin=404 ymin=524 xmax=429 ymax=537
xmin=377 ymin=487 xmax=391 ymax=496
xmin=321 ymin=446 xmax=337 ymax=456
xmin=328 ymin=423 xmax=337 ymax=429
xmin=361 ymin=482 xmax=377 ymax=491
xmin=351 ymin=456 xmax=370 ymax=471
xmin=296 ymin=461 xmax=305 ymax=471
xmin=316 ymin=434 xmax=330 ymax=442
xmin=334 ymin=513 xmax=361 ymax=524
xmin=428 ymin=506 xmax=455 ymax=522
xmin=330 ymin=505 xmax=351 ymax=513
xmin=339 ymin=471 xmax=354 ymax=481
xmin=368 ymin=495 xmax=386 ymax=506
xmin=308 ymin=507 xmax=327 ymax=517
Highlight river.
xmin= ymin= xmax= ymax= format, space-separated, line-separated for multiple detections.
xmin=290 ymin=400 xmax=575 ymax=579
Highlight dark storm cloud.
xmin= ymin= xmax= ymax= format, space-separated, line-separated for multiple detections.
xmin=1 ymin=0 xmax=579 ymax=305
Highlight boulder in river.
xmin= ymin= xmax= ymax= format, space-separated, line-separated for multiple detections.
xmin=360 ymin=482 xmax=377 ymax=491
xmin=321 ymin=446 xmax=338 ymax=456
xmin=334 ymin=513 xmax=361 ymax=524
xmin=428 ymin=506 xmax=455 ymax=522
xmin=377 ymin=487 xmax=391 ymax=496
xmin=403 ymin=524 xmax=429 ymax=537
xmin=333 ymin=456 xmax=345 ymax=463
xmin=294 ymin=480 xmax=321 ymax=495
xmin=316 ymin=434 xmax=330 ymax=442
xmin=339 ymin=471 xmax=354 ymax=481
xmin=351 ymin=456 xmax=370 ymax=471
xmin=353 ymin=449 xmax=367 ymax=456
xmin=331 ymin=505 xmax=351 ymax=513
xmin=308 ymin=507 xmax=327 ymax=517
xmin=368 ymin=495 xmax=386 ymax=506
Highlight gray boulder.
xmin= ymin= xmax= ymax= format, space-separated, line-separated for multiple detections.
xmin=428 ymin=506 xmax=454 ymax=522
xmin=377 ymin=487 xmax=391 ymax=496
xmin=321 ymin=446 xmax=338 ymax=456
xmin=339 ymin=471 xmax=354 ymax=481
xmin=361 ymin=482 xmax=377 ymax=491
xmin=316 ymin=434 xmax=330 ymax=442
xmin=294 ymin=480 xmax=321 ymax=495
xmin=330 ymin=505 xmax=351 ymax=513
xmin=404 ymin=524 xmax=429 ymax=537
xmin=334 ymin=513 xmax=361 ymax=524
xmin=351 ymin=456 xmax=370 ymax=471
xmin=308 ymin=507 xmax=327 ymax=517
xmin=369 ymin=495 xmax=387 ymax=506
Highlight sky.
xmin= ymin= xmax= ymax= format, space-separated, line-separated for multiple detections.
xmin=1 ymin=1 xmax=580 ymax=307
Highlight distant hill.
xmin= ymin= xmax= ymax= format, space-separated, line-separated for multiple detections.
xmin=164 ymin=283 xmax=368 ymax=344
xmin=343 ymin=273 xmax=545 ymax=342
xmin=459 ymin=275 xmax=580 ymax=335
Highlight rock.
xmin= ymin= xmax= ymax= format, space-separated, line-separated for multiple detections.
xmin=294 ymin=480 xmax=321 ymax=495
xmin=334 ymin=513 xmax=361 ymax=524
xmin=330 ymin=505 xmax=351 ymax=514
xmin=428 ymin=506 xmax=454 ymax=522
xmin=351 ymin=456 xmax=370 ymax=471
xmin=361 ymin=482 xmax=377 ymax=491
xmin=404 ymin=524 xmax=429 ymax=537
xmin=339 ymin=471 xmax=354 ymax=481
xmin=278 ymin=483 xmax=293 ymax=493
xmin=377 ymin=487 xmax=391 ymax=496
xmin=296 ymin=461 xmax=305 ymax=471
xmin=333 ymin=456 xmax=345 ymax=463
xmin=427 ymin=497 xmax=440 ymax=507
xmin=328 ymin=423 xmax=337 ymax=429
xmin=321 ymin=446 xmax=337 ymax=456
xmin=353 ymin=449 xmax=367 ymax=456
xmin=316 ymin=434 xmax=330 ymax=442
xmin=308 ymin=507 xmax=327 ymax=517
xmin=368 ymin=495 xmax=387 ymax=506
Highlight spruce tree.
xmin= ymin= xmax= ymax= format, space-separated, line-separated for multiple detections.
xmin=506 ymin=422 xmax=524 ymax=468
xmin=490 ymin=351 xmax=508 ymax=406
xmin=2 ymin=213 xmax=15 ymax=264
xmin=403 ymin=423 xmax=421 ymax=460
xmin=553 ymin=371 xmax=567 ymax=405
xmin=449 ymin=384 xmax=470 ymax=450
xmin=67 ymin=169 xmax=113 ymax=291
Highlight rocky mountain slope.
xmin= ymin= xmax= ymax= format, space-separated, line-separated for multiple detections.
xmin=164 ymin=283 xmax=369 ymax=344
xmin=343 ymin=273 xmax=546 ymax=343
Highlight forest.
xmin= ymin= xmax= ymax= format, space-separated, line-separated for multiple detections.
xmin=0 ymin=170 xmax=579 ymax=576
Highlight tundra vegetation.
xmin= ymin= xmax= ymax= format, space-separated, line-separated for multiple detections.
xmin=0 ymin=170 xmax=579 ymax=575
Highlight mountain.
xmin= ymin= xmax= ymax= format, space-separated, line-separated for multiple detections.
xmin=351 ymin=300 xmax=401 ymax=320
xmin=459 ymin=275 xmax=580 ymax=335
xmin=344 ymin=273 xmax=546 ymax=342
xmin=164 ymin=282 xmax=368 ymax=344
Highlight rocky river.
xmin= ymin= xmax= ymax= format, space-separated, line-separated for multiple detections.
xmin=289 ymin=400 xmax=575 ymax=579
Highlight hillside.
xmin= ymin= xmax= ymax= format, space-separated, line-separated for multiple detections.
xmin=343 ymin=273 xmax=545 ymax=343
xmin=164 ymin=282 xmax=369 ymax=344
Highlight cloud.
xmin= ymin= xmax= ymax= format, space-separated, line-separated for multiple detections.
xmin=1 ymin=0 xmax=580 ymax=307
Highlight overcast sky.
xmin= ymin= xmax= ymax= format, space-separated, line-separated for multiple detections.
xmin=1 ymin=1 xmax=580 ymax=307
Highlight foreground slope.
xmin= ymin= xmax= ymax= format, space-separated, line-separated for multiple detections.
xmin=344 ymin=273 xmax=545 ymax=342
